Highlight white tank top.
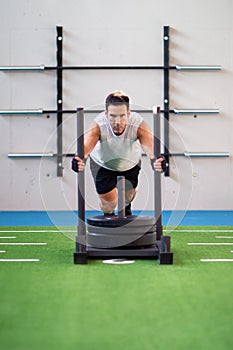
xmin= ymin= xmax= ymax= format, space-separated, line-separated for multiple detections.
xmin=90 ymin=111 xmax=143 ymax=171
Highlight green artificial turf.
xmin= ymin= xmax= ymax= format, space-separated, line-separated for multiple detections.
xmin=0 ymin=226 xmax=232 ymax=350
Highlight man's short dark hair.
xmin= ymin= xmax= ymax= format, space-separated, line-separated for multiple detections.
xmin=105 ymin=91 xmax=130 ymax=110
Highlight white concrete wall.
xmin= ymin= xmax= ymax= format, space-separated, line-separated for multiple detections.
xmin=0 ymin=0 xmax=233 ymax=212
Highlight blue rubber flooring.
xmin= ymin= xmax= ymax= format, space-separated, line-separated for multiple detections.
xmin=0 ymin=210 xmax=233 ymax=226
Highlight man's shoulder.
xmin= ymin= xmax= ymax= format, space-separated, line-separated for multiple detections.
xmin=94 ymin=111 xmax=107 ymax=125
xmin=129 ymin=111 xmax=143 ymax=125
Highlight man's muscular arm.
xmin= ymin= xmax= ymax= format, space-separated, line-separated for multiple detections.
xmin=137 ymin=120 xmax=166 ymax=173
xmin=71 ymin=122 xmax=100 ymax=173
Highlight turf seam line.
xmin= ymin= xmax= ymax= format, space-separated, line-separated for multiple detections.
xmin=216 ymin=236 xmax=233 ymax=239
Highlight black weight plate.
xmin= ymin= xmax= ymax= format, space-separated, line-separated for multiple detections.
xmin=87 ymin=231 xmax=157 ymax=249
xmin=87 ymin=215 xmax=156 ymax=228
xmin=87 ymin=223 xmax=156 ymax=235
xmin=87 ymin=232 xmax=139 ymax=248
xmin=125 ymin=232 xmax=157 ymax=247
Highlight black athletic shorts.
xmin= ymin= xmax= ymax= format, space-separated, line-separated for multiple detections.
xmin=90 ymin=158 xmax=141 ymax=195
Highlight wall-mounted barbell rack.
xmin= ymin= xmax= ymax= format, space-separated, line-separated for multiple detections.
xmin=0 ymin=25 xmax=228 ymax=177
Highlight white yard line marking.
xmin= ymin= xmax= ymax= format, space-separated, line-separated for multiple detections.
xmin=103 ymin=259 xmax=135 ymax=265
xmin=0 ymin=259 xmax=40 ymax=262
xmin=216 ymin=236 xmax=233 ymax=239
xmin=0 ymin=250 xmax=6 ymax=253
xmin=201 ymin=259 xmax=233 ymax=262
xmin=0 ymin=230 xmax=75 ymax=233
xmin=0 ymin=242 xmax=47 ymax=246
xmin=164 ymin=229 xmax=233 ymax=233
xmin=188 ymin=242 xmax=233 ymax=246
xmin=0 ymin=236 xmax=16 ymax=239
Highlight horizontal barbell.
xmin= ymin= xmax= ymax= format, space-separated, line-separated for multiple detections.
xmin=183 ymin=152 xmax=230 ymax=157
xmin=0 ymin=65 xmax=45 ymax=71
xmin=176 ymin=65 xmax=222 ymax=71
xmin=7 ymin=153 xmax=74 ymax=158
xmin=0 ymin=108 xmax=220 ymax=115
xmin=0 ymin=109 xmax=44 ymax=115
xmin=0 ymin=65 xmax=222 ymax=71
xmin=173 ymin=109 xmax=219 ymax=114
xmin=7 ymin=152 xmax=230 ymax=159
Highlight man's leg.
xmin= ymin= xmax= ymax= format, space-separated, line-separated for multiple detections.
xmin=99 ymin=188 xmax=117 ymax=214
xmin=99 ymin=187 xmax=136 ymax=215
xmin=125 ymin=187 xmax=136 ymax=204
xmin=90 ymin=159 xmax=117 ymax=214
xmin=90 ymin=159 xmax=140 ymax=215
xmin=123 ymin=163 xmax=141 ymax=215
xmin=99 ymin=187 xmax=136 ymax=216
xmin=124 ymin=188 xmax=136 ymax=216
